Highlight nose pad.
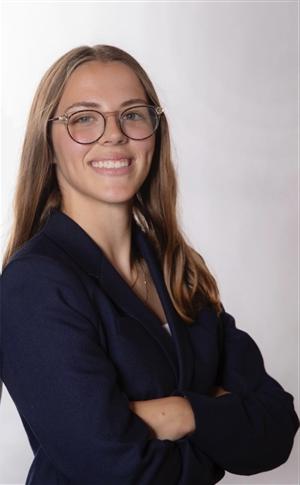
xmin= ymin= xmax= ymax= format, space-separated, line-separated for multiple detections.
xmin=100 ymin=113 xmax=127 ymax=144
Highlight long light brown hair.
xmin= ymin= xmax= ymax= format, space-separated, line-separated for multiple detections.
xmin=2 ymin=44 xmax=222 ymax=322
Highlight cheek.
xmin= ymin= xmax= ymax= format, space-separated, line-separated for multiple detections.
xmin=137 ymin=138 xmax=155 ymax=163
xmin=136 ymin=141 xmax=155 ymax=182
xmin=52 ymin=130 xmax=87 ymax=165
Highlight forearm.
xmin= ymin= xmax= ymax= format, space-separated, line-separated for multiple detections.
xmin=129 ymin=396 xmax=196 ymax=441
xmin=129 ymin=387 xmax=230 ymax=441
xmin=209 ymin=385 xmax=231 ymax=398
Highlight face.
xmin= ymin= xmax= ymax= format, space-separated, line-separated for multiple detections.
xmin=51 ymin=60 xmax=155 ymax=211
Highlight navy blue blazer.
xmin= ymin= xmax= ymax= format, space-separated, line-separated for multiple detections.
xmin=1 ymin=208 xmax=299 ymax=485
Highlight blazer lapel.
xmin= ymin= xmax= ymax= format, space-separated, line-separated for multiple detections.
xmin=133 ymin=225 xmax=195 ymax=391
xmin=98 ymin=245 xmax=179 ymax=383
xmin=43 ymin=209 xmax=194 ymax=391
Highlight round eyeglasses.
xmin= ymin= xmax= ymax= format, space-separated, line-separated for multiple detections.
xmin=48 ymin=105 xmax=164 ymax=144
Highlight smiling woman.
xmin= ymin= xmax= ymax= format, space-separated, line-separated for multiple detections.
xmin=0 ymin=44 xmax=299 ymax=485
xmin=49 ymin=61 xmax=157 ymax=212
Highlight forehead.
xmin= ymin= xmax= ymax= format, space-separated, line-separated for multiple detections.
xmin=58 ymin=60 xmax=147 ymax=110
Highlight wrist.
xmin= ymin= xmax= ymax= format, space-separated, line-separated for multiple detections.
xmin=173 ymin=396 xmax=196 ymax=437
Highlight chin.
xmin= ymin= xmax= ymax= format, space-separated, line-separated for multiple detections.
xmin=95 ymin=193 xmax=135 ymax=205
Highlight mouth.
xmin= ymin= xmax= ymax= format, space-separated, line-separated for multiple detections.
xmin=88 ymin=158 xmax=133 ymax=176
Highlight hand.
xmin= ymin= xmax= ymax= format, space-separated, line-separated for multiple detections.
xmin=129 ymin=396 xmax=196 ymax=441
xmin=209 ymin=385 xmax=231 ymax=398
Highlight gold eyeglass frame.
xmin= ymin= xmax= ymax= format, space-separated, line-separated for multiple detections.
xmin=48 ymin=105 xmax=164 ymax=144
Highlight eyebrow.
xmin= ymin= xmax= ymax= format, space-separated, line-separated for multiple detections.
xmin=65 ymin=98 xmax=149 ymax=112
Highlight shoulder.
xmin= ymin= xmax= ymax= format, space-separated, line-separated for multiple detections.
xmin=1 ymin=245 xmax=99 ymax=336
xmin=1 ymin=237 xmax=86 ymax=305
xmin=2 ymin=229 xmax=82 ymax=284
xmin=4 ymin=227 xmax=69 ymax=269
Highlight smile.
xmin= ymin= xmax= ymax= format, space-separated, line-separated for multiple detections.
xmin=91 ymin=159 xmax=132 ymax=169
xmin=89 ymin=158 xmax=133 ymax=176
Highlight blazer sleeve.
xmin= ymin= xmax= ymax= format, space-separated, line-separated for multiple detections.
xmin=0 ymin=256 xmax=222 ymax=485
xmin=180 ymin=306 xmax=300 ymax=476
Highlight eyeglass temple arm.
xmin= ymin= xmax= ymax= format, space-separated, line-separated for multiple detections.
xmin=48 ymin=115 xmax=68 ymax=122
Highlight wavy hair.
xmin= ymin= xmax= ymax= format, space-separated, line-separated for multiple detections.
xmin=2 ymin=44 xmax=222 ymax=322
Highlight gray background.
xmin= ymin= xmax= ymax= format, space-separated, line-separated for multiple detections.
xmin=1 ymin=1 xmax=299 ymax=483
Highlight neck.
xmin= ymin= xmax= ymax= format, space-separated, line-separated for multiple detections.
xmin=60 ymin=196 xmax=136 ymax=279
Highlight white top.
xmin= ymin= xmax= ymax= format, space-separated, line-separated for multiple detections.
xmin=162 ymin=322 xmax=171 ymax=336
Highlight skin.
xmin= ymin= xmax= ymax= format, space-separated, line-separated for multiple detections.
xmin=130 ymin=387 xmax=230 ymax=441
xmin=51 ymin=60 xmax=155 ymax=279
xmin=51 ymin=59 xmax=230 ymax=441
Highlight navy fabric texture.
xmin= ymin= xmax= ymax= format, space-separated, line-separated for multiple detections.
xmin=0 ymin=208 xmax=299 ymax=484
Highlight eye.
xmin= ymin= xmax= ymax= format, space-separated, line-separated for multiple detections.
xmin=122 ymin=110 xmax=144 ymax=121
xmin=69 ymin=111 xmax=98 ymax=125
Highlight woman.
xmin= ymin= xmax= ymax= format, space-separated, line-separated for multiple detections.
xmin=1 ymin=44 xmax=299 ymax=485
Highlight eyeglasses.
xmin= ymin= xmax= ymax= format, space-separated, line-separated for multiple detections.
xmin=48 ymin=104 xmax=164 ymax=144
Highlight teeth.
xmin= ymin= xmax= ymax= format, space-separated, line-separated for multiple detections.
xmin=91 ymin=159 xmax=131 ymax=169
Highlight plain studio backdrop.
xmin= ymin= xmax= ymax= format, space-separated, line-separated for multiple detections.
xmin=0 ymin=1 xmax=298 ymax=484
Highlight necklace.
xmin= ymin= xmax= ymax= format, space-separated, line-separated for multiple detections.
xmin=130 ymin=257 xmax=149 ymax=303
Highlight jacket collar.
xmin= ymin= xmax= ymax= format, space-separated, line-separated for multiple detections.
xmin=43 ymin=208 xmax=194 ymax=390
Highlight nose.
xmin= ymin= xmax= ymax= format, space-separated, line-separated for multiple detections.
xmin=99 ymin=112 xmax=128 ymax=145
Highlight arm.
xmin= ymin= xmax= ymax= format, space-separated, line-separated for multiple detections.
xmin=180 ymin=307 xmax=300 ymax=475
xmin=0 ymin=256 xmax=223 ymax=485
xmin=129 ymin=396 xmax=196 ymax=440
xmin=129 ymin=387 xmax=230 ymax=441
xmin=208 ymin=386 xmax=231 ymax=398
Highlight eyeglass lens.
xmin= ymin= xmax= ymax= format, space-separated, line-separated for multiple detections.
xmin=68 ymin=106 xmax=159 ymax=143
